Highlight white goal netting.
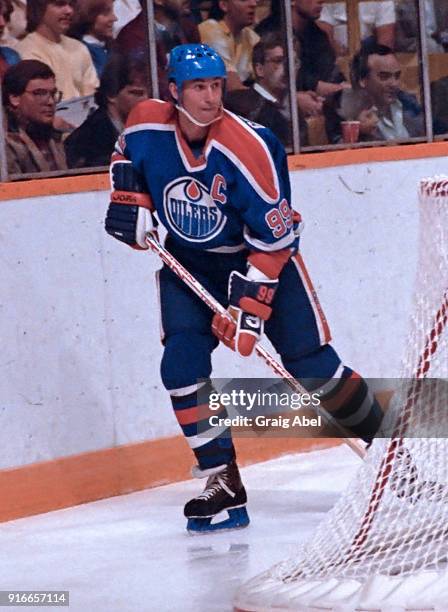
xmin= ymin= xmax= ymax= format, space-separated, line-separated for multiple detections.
xmin=235 ymin=177 xmax=448 ymax=612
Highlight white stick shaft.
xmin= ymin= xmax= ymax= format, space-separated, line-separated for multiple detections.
xmin=145 ymin=234 xmax=366 ymax=459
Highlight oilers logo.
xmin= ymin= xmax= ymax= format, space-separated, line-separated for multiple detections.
xmin=163 ymin=177 xmax=227 ymax=243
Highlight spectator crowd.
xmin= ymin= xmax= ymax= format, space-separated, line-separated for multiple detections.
xmin=2 ymin=0 xmax=448 ymax=177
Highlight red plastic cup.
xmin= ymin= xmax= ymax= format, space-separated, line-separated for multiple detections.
xmin=341 ymin=120 xmax=360 ymax=143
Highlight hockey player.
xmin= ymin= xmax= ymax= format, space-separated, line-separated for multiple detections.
xmin=105 ymin=44 xmax=384 ymax=533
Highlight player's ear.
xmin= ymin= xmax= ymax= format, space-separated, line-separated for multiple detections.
xmin=169 ymin=82 xmax=179 ymax=102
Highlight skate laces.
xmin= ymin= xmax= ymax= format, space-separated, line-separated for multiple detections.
xmin=197 ymin=471 xmax=235 ymax=500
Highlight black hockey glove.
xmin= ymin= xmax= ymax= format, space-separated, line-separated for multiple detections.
xmin=105 ymin=161 xmax=157 ymax=250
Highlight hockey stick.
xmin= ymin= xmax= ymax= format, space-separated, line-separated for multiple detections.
xmin=145 ymin=233 xmax=366 ymax=460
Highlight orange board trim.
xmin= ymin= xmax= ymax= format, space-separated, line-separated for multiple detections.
xmin=1 ymin=141 xmax=448 ymax=202
xmin=0 ymin=434 xmax=341 ymax=523
xmin=288 ymin=140 xmax=448 ymax=171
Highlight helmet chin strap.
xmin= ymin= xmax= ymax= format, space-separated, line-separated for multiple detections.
xmin=175 ymin=103 xmax=224 ymax=128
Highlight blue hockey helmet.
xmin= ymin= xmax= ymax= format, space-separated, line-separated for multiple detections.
xmin=167 ymin=44 xmax=226 ymax=90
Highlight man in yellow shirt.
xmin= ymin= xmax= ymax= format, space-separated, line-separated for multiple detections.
xmin=17 ymin=0 xmax=98 ymax=100
xmin=199 ymin=0 xmax=259 ymax=91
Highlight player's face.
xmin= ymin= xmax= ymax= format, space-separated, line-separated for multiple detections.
xmin=362 ymin=53 xmax=401 ymax=108
xmin=295 ymin=0 xmax=324 ymax=21
xmin=180 ymin=78 xmax=224 ymax=123
xmin=10 ymin=77 xmax=57 ymax=126
xmin=91 ymin=1 xmax=117 ymax=41
xmin=220 ymin=0 xmax=257 ymax=29
xmin=42 ymin=0 xmax=74 ymax=35
xmin=256 ymin=46 xmax=287 ymax=97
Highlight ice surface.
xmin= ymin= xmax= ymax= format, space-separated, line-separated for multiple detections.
xmin=0 ymin=446 xmax=360 ymax=612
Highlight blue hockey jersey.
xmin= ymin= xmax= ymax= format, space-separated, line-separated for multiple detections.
xmin=113 ymin=99 xmax=298 ymax=254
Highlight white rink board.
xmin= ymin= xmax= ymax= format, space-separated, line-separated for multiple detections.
xmin=1 ymin=155 xmax=445 ymax=469
xmin=290 ymin=160 xmax=422 ymax=380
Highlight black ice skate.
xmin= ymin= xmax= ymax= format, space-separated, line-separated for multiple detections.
xmin=184 ymin=461 xmax=250 ymax=533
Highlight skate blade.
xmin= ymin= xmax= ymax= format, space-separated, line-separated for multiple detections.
xmin=186 ymin=507 xmax=250 ymax=534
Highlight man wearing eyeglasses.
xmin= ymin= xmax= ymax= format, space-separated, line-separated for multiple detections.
xmin=2 ymin=59 xmax=67 ymax=174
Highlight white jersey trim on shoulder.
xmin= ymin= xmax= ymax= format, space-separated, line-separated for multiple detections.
xmin=220 ymin=110 xmax=280 ymax=204
xmin=212 ymin=139 xmax=279 ymax=204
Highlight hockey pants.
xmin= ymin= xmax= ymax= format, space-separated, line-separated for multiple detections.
xmin=158 ymin=239 xmax=383 ymax=470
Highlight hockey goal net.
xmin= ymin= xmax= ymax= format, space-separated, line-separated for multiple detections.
xmin=234 ymin=176 xmax=448 ymax=612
